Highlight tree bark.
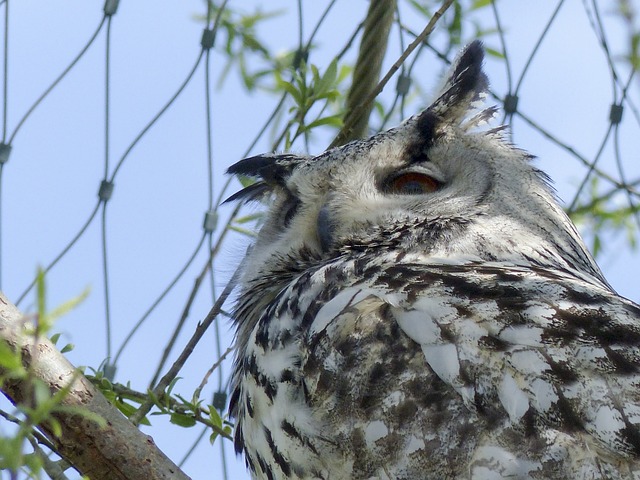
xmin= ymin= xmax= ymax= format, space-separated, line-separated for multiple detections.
xmin=0 ymin=293 xmax=191 ymax=480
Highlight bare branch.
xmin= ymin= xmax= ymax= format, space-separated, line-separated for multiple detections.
xmin=0 ymin=293 xmax=191 ymax=480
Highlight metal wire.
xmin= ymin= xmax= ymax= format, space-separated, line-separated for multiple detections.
xmin=4 ymin=2 xmax=640 ymax=479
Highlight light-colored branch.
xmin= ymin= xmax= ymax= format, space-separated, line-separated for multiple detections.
xmin=0 ymin=293 xmax=191 ymax=480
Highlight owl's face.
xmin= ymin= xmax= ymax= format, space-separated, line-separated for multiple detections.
xmin=228 ymin=42 xmax=606 ymax=302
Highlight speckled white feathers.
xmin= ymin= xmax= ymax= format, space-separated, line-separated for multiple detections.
xmin=227 ymin=41 xmax=640 ymax=479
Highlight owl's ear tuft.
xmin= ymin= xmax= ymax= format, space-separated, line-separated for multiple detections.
xmin=428 ymin=40 xmax=488 ymax=123
xmin=226 ymin=153 xmax=307 ymax=184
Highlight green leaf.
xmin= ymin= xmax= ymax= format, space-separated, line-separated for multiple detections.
xmin=47 ymin=417 xmax=63 ymax=438
xmin=228 ymin=225 xmax=258 ymax=237
xmin=36 ymin=267 xmax=46 ymax=321
xmin=166 ymin=377 xmax=181 ymax=397
xmin=484 ymin=47 xmax=505 ymax=59
xmin=407 ymin=0 xmax=431 ymax=16
xmin=0 ymin=436 xmax=25 ymax=470
xmin=170 ymin=412 xmax=197 ymax=428
xmin=32 ymin=380 xmax=52 ymax=407
xmin=237 ymin=175 xmax=255 ymax=188
xmin=315 ymin=60 xmax=338 ymax=98
xmin=593 ymin=234 xmax=602 ymax=257
xmin=209 ymin=406 xmax=223 ymax=429
xmin=275 ymin=71 xmax=302 ymax=106
xmin=60 ymin=343 xmax=75 ymax=354
xmin=310 ymin=64 xmax=320 ymax=85
xmin=305 ymin=114 xmax=344 ymax=131
xmin=47 ymin=287 xmax=90 ymax=324
xmin=234 ymin=213 xmax=264 ymax=224
xmin=470 ymin=0 xmax=492 ymax=10
xmin=0 ymin=340 xmax=24 ymax=376
xmin=115 ymin=400 xmax=138 ymax=418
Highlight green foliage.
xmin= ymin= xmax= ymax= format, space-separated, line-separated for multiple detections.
xmin=206 ymin=4 xmax=290 ymax=90
xmin=272 ymin=58 xmax=346 ymax=149
xmin=0 ymin=269 xmax=90 ymax=479
xmin=570 ymin=178 xmax=639 ymax=257
xmin=614 ymin=0 xmax=640 ymax=70
xmin=88 ymin=373 xmax=233 ymax=443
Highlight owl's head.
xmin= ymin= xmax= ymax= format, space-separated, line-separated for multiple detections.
xmin=227 ymin=41 xmax=607 ymax=295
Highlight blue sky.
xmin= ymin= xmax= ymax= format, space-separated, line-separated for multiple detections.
xmin=2 ymin=1 xmax=639 ymax=479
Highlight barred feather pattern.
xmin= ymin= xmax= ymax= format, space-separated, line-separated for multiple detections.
xmin=232 ymin=254 xmax=640 ymax=479
xmin=227 ymin=41 xmax=640 ymax=479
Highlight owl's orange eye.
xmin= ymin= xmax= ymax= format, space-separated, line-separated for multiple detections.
xmin=387 ymin=172 xmax=440 ymax=195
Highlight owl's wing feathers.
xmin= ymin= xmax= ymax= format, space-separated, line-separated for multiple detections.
xmin=299 ymin=257 xmax=640 ymax=474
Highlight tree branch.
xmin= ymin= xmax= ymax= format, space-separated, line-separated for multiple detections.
xmin=331 ymin=0 xmax=455 ymax=148
xmin=0 ymin=293 xmax=191 ymax=480
xmin=338 ymin=0 xmax=397 ymax=144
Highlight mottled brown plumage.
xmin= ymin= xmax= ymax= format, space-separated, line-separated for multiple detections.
xmin=227 ymin=41 xmax=640 ymax=479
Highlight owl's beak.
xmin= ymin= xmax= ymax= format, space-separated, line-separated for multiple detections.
xmin=317 ymin=205 xmax=334 ymax=253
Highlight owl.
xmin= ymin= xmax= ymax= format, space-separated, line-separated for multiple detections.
xmin=226 ymin=41 xmax=640 ymax=479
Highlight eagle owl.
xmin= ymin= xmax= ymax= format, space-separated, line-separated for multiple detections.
xmin=227 ymin=41 xmax=640 ymax=479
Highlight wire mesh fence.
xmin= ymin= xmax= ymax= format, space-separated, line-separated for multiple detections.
xmin=0 ymin=0 xmax=639 ymax=478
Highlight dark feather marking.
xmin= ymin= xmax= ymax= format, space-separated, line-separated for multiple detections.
xmin=621 ymin=425 xmax=640 ymax=456
xmin=246 ymin=393 xmax=254 ymax=418
xmin=406 ymin=110 xmax=439 ymax=160
xmin=280 ymin=369 xmax=295 ymax=382
xmin=281 ymin=420 xmax=319 ymax=455
xmin=255 ymin=323 xmax=269 ymax=350
xmin=264 ymin=377 xmax=277 ymax=401
xmin=227 ymin=153 xmax=301 ymax=183
xmin=452 ymin=40 xmax=486 ymax=91
xmin=245 ymin=452 xmax=257 ymax=474
xmin=246 ymin=353 xmax=258 ymax=375
xmin=555 ymin=393 xmax=585 ymax=432
xmin=229 ymin=384 xmax=240 ymax=417
xmin=563 ymin=286 xmax=608 ymax=305
xmin=234 ymin=423 xmax=245 ymax=455
xmin=541 ymin=351 xmax=579 ymax=383
xmin=281 ymin=419 xmax=303 ymax=442
xmin=602 ymin=345 xmax=639 ymax=374
xmin=223 ymin=180 xmax=270 ymax=204
xmin=474 ymin=389 xmax=503 ymax=428
xmin=522 ymin=407 xmax=537 ymax=438
xmin=255 ymin=453 xmax=274 ymax=480
xmin=264 ymin=427 xmax=292 ymax=476
xmin=479 ymin=335 xmax=509 ymax=351
xmin=428 ymin=40 xmax=488 ymax=115
xmin=395 ymin=399 xmax=419 ymax=424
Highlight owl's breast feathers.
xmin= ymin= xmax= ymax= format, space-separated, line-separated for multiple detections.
xmin=231 ymin=254 xmax=640 ymax=479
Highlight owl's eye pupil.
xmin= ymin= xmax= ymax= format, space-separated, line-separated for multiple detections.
xmin=387 ymin=172 xmax=439 ymax=195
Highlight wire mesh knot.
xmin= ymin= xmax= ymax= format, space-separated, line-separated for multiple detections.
xmin=103 ymin=362 xmax=116 ymax=381
xmin=203 ymin=210 xmax=218 ymax=233
xmin=98 ymin=180 xmax=115 ymax=202
xmin=292 ymin=48 xmax=309 ymax=71
xmin=201 ymin=29 xmax=215 ymax=50
xmin=503 ymin=94 xmax=519 ymax=114
xmin=0 ymin=143 xmax=11 ymax=165
xmin=213 ymin=391 xmax=227 ymax=411
xmin=103 ymin=0 xmax=120 ymax=16
xmin=609 ymin=104 xmax=623 ymax=125
xmin=396 ymin=74 xmax=411 ymax=96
